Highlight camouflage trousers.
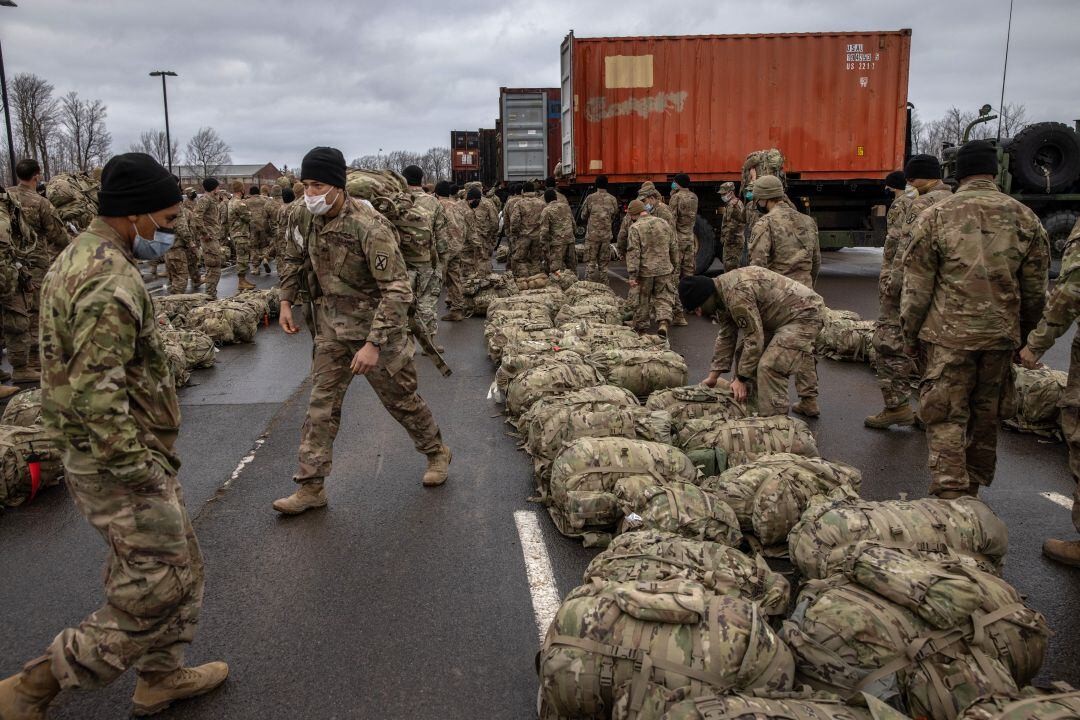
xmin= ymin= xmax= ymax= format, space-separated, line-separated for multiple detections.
xmin=754 ymin=319 xmax=823 ymax=415
xmin=632 ymin=274 xmax=675 ymax=331
xmin=202 ymin=239 xmax=223 ymax=300
xmin=510 ymin=236 xmax=543 ymax=278
xmin=677 ymin=231 xmax=696 ymax=277
xmin=408 ymin=263 xmax=441 ymax=340
xmin=165 ymin=247 xmax=189 ymax=295
xmin=48 ymin=469 xmax=203 ymax=690
xmin=186 ymin=244 xmax=201 ymax=287
xmin=443 ymin=251 xmax=466 ymax=312
xmin=548 ymin=242 xmax=576 ymax=275
xmin=584 ymin=234 xmax=611 ymax=285
xmin=251 ymin=228 xmax=270 ymax=268
xmin=722 ymin=231 xmax=745 ymax=273
xmin=233 ymin=236 xmax=251 ymax=278
xmin=872 ymin=322 xmax=918 ymax=408
xmin=472 ymin=243 xmax=492 ymax=280
xmin=1 ymin=290 xmax=35 ymax=372
xmin=919 ymin=343 xmax=1012 ymax=494
xmin=295 ymin=336 xmax=442 ymax=483
xmin=1060 ymin=333 xmax=1080 ymax=533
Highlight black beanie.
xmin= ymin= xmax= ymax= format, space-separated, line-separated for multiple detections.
xmin=679 ymin=275 xmax=717 ymax=311
xmin=956 ymin=140 xmax=998 ymax=180
xmin=281 ymin=187 xmax=295 ymax=203
xmin=595 ymin=175 xmax=608 ymax=189
xmin=301 ymin=147 xmax=347 ymax=188
xmin=466 ymin=187 xmax=482 ymax=200
xmin=885 ymin=170 xmax=906 ymax=190
xmin=249 ymin=185 xmax=260 ymax=195
xmin=544 ymin=189 xmax=556 ymax=203
xmin=434 ymin=180 xmax=451 ymax=197
xmin=403 ymin=165 xmax=424 ymax=186
xmin=545 ymin=177 xmax=556 ymax=188
xmin=904 ymin=154 xmax=941 ymax=181
xmin=674 ymin=173 xmax=691 ymax=188
xmin=203 ymin=177 xmax=219 ymax=192
xmin=97 ymin=152 xmax=182 ymax=217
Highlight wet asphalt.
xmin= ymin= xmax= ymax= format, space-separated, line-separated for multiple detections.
xmin=0 ymin=251 xmax=1078 ymax=719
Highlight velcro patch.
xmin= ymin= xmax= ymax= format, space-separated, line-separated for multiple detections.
xmin=374 ymin=252 xmax=389 ymax=271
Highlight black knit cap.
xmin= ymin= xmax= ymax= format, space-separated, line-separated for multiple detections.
xmin=466 ymin=187 xmax=482 ymax=200
xmin=595 ymin=175 xmax=608 ymax=189
xmin=544 ymin=189 xmax=556 ymax=203
xmin=679 ymin=275 xmax=716 ymax=311
xmin=904 ymin=154 xmax=941 ymax=181
xmin=301 ymin=146 xmax=347 ymax=188
xmin=956 ymin=140 xmax=999 ymax=179
xmin=281 ymin=187 xmax=295 ymax=203
xmin=545 ymin=177 xmax=556 ymax=188
xmin=674 ymin=173 xmax=691 ymax=187
xmin=97 ymin=152 xmax=182 ymax=217
xmin=434 ymin=180 xmax=451 ymax=197
xmin=885 ymin=170 xmax=906 ymax=190
xmin=202 ymin=177 xmax=219 ymax=192
xmin=403 ymin=165 xmax=424 ymax=186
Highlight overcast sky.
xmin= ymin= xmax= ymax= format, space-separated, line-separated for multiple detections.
xmin=2 ymin=0 xmax=1077 ymax=170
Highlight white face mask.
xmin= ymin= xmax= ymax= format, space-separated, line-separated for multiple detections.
xmin=305 ymin=187 xmax=337 ymax=216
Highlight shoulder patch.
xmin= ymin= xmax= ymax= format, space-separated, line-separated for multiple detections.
xmin=374 ymin=251 xmax=389 ymax=271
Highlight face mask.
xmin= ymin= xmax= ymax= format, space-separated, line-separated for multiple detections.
xmin=671 ymin=182 xmax=678 ymax=191
xmin=644 ymin=203 xmax=654 ymax=212
xmin=744 ymin=190 xmax=753 ymax=201
xmin=131 ymin=215 xmax=175 ymax=260
xmin=722 ymin=193 xmax=734 ymax=204
xmin=305 ymin=187 xmax=337 ymax=216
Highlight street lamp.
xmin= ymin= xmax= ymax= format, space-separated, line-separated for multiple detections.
xmin=0 ymin=0 xmax=18 ymax=185
xmin=149 ymin=70 xmax=177 ymax=173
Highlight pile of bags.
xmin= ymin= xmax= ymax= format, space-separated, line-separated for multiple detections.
xmin=45 ymin=171 xmax=99 ymax=231
xmin=815 ymin=308 xmax=875 ymax=364
xmin=0 ymin=389 xmax=63 ymax=509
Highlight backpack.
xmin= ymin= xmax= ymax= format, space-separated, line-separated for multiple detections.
xmin=161 ymin=334 xmax=190 ymax=387
xmin=816 ymin=310 xmax=875 ymax=363
xmin=515 ymin=384 xmax=640 ymax=433
xmin=742 ymin=148 xmax=787 ymax=189
xmin=700 ymin=454 xmax=862 ymax=548
xmin=485 ymin=318 xmax=556 ymax=363
xmin=44 ymin=172 xmax=99 ymax=230
xmin=646 ymin=385 xmax=747 ymax=425
xmin=560 ymin=321 xmax=667 ymax=353
xmin=0 ymin=425 xmax=64 ymax=507
xmin=246 ymin=196 xmax=271 ymax=234
xmin=1004 ymin=365 xmax=1066 ymax=439
xmin=564 ymin=280 xmax=617 ymax=304
xmin=496 ymin=348 xmax=587 ymax=393
xmin=1 ymin=388 xmax=42 ymax=427
xmin=676 ymin=415 xmax=819 ymax=468
xmin=161 ymin=329 xmax=217 ymax=370
xmin=345 ymin=169 xmax=434 ymax=264
xmin=617 ymin=480 xmax=742 ymax=546
xmin=0 ymin=191 xmax=32 ymax=300
xmin=154 ymin=294 xmax=211 ymax=327
xmin=957 ymin=686 xmax=1080 ymax=719
xmin=505 ymin=361 xmax=605 ymax=417
xmin=589 ymin=349 xmax=689 ymax=399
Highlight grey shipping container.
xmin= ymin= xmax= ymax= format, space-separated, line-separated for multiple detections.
xmin=500 ymin=87 xmax=560 ymax=182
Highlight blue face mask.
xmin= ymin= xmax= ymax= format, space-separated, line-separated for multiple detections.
xmin=131 ymin=215 xmax=175 ymax=260
xmin=644 ymin=203 xmax=654 ymax=212
xmin=671 ymin=182 xmax=678 ymax=191
xmin=745 ymin=189 xmax=754 ymax=201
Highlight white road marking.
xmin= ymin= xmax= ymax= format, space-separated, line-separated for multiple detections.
xmin=1040 ymin=491 xmax=1074 ymax=510
xmin=514 ymin=510 xmax=562 ymax=644
xmin=223 ymin=434 xmax=268 ymax=489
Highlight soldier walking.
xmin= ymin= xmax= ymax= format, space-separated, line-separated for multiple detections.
xmin=625 ymin=199 xmax=678 ymax=337
xmin=580 ymin=176 xmax=619 ymax=284
xmin=436 ymin=181 xmax=469 ymax=322
xmin=668 ymin=173 xmax=698 ymax=326
xmin=227 ymin=182 xmax=255 ymax=292
xmin=193 ymin=178 xmax=225 ymax=299
xmin=403 ymin=165 xmax=450 ymax=345
xmin=244 ymin=186 xmax=274 ymax=277
xmin=716 ymin=181 xmax=746 ymax=272
xmin=540 ymin=188 xmax=576 ymax=274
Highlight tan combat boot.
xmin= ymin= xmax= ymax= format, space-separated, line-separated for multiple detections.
xmin=272 ymin=482 xmax=328 ymax=515
xmin=934 ymin=486 xmax=979 ymax=500
xmin=656 ymin=321 xmax=669 ymax=338
xmin=0 ymin=384 xmax=20 ymax=400
xmin=131 ymin=662 xmax=229 ymax=716
xmin=791 ymin=398 xmax=820 ymax=418
xmin=236 ymin=277 xmax=256 ymax=292
xmin=1043 ymin=539 xmax=1080 ymax=567
xmin=864 ymin=405 xmax=914 ymax=429
xmin=422 ymin=445 xmax=452 ymax=487
xmin=0 ymin=656 xmax=61 ymax=720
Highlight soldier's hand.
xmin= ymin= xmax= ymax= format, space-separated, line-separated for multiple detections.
xmin=279 ymin=302 xmax=300 ymax=334
xmin=628 ymin=277 xmax=639 ymax=287
xmin=701 ymin=371 xmax=720 ymax=389
xmin=351 ymin=343 xmax=380 ymax=375
xmin=1018 ymin=346 xmax=1040 ymax=369
xmin=729 ymin=377 xmax=748 ymax=403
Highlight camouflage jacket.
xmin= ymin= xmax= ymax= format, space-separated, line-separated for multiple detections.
xmin=720 ymin=197 xmax=747 ymax=250
xmin=626 ymin=215 xmax=677 ymax=278
xmin=485 ymin=190 xmax=502 ymax=212
xmin=669 ymin=187 xmax=699 ymax=240
xmin=555 ymin=189 xmax=570 ymax=206
xmin=458 ymin=199 xmax=482 ymax=254
xmin=901 ymin=178 xmax=1049 ymax=350
xmin=173 ymin=204 xmax=196 ymax=250
xmin=40 ymin=218 xmax=181 ymax=480
xmin=438 ymin=196 xmax=467 ymax=254
xmin=616 ymin=214 xmax=633 ymax=256
xmin=710 ymin=266 xmax=825 ymax=376
xmin=1027 ymin=218 xmax=1080 ymax=361
xmin=540 ymin=200 xmax=576 ymax=247
xmin=411 ymin=189 xmax=451 ymax=260
xmin=879 ymin=192 xmax=917 ymax=320
xmin=244 ymin=194 xmax=274 ymax=234
xmin=472 ymin=195 xmax=499 ymax=243
xmin=279 ymin=197 xmax=413 ymax=354
xmin=649 ymin=201 xmax=676 ymax=232
xmin=884 ymin=181 xmax=952 ymax=319
xmin=509 ymin=192 xmax=545 ymax=243
xmin=748 ymin=204 xmax=820 ymax=288
xmin=193 ymin=192 xmax=223 ymax=242
xmin=227 ymin=196 xmax=251 ymax=240
xmin=8 ymin=183 xmax=69 ymax=261
xmin=0 ymin=190 xmax=30 ymax=301
xmin=580 ymin=189 xmax=619 ymax=240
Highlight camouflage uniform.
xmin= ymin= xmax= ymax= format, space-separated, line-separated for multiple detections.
xmin=2 ymin=187 xmax=55 ymax=378
xmin=279 ymin=197 xmax=443 ymax=485
xmin=227 ymin=196 xmax=252 ymax=279
xmin=669 ymin=186 xmax=699 ymax=278
xmin=39 ymin=218 xmax=202 ymax=689
xmin=901 ymin=178 xmax=1049 ymax=494
xmin=406 ymin=189 xmax=449 ymax=340
xmin=466 ymin=183 xmax=499 ymax=259
xmin=626 ymin=215 xmax=678 ymax=331
xmin=164 ymin=205 xmax=197 ymax=294
xmin=872 ymin=191 xmax=920 ymax=409
xmin=540 ymin=199 xmax=576 ymax=273
xmin=244 ymin=194 xmax=274 ymax=273
xmin=1025 ymin=218 xmax=1080 ymax=531
xmin=709 ymin=266 xmax=825 ymax=415
xmin=193 ymin=192 xmax=224 ymax=299
xmin=181 ymin=196 xmax=201 ymax=286
xmin=580 ymin=188 xmax=619 ymax=284
xmin=0 ymin=191 xmax=35 ymax=378
xmin=508 ymin=191 xmax=546 ymax=277
xmin=719 ymin=193 xmax=747 ymax=272
xmin=748 ymin=204 xmax=822 ymax=403
xmin=8 ymin=183 xmax=69 ymax=259
xmin=438 ymin=196 xmax=468 ymax=313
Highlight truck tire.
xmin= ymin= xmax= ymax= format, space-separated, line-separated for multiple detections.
xmin=694 ymin=215 xmax=718 ymax=274
xmin=1042 ymin=209 xmax=1080 ymax=255
xmin=1009 ymin=122 xmax=1080 ymax=194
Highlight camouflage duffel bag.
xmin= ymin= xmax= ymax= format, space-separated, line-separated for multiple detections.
xmin=538 ymin=581 xmax=795 ymax=720
xmin=590 ymin=349 xmax=690 ymax=399
xmin=236 ymin=288 xmax=282 ymax=319
xmin=516 ymin=272 xmax=550 ymax=290
xmin=675 ymin=415 xmax=818 ymax=468
xmin=957 ymin=686 xmax=1080 ymax=719
xmin=162 ymin=329 xmax=217 ymax=370
xmin=617 ymin=480 xmax=742 ymax=546
xmin=495 ymin=348 xmax=587 ymax=393
xmin=583 ymin=530 xmax=790 ymax=616
xmin=561 ymin=321 xmax=667 ymax=352
xmin=153 ymin=293 xmax=210 ymax=326
xmin=1 ymin=388 xmax=42 ymax=427
xmin=487 ymin=291 xmax=560 ymax=318
xmin=645 ymin=384 xmax=747 ymax=425
xmin=188 ymin=300 xmax=259 ymax=344
xmin=487 ymin=304 xmax=553 ymax=326
xmin=0 ymin=425 xmax=64 ymax=507
xmin=614 ymin=690 xmax=882 ymax=720
xmin=161 ymin=334 xmax=191 ymax=387
xmin=463 ymin=273 xmax=519 ymax=315
xmin=699 ymin=454 xmax=862 ymax=547
xmin=505 ymin=361 xmax=605 ymax=417
xmin=1004 ymin=365 xmax=1066 ymax=439
xmin=563 ymin=280 xmax=617 ymax=303
xmin=485 ymin=321 xmax=558 ymax=363
xmin=549 ymin=270 xmax=579 ymax=290
xmin=815 ymin=309 xmax=875 ymax=363
xmin=554 ymin=299 xmax=624 ymax=326
xmin=514 ymin=384 xmax=639 ymax=432
xmin=788 ymin=487 xmax=1009 ymax=579
xmin=524 ymin=405 xmax=673 ymax=463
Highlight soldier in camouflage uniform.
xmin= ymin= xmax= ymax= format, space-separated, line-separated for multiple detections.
xmin=274 ymin=147 xmax=450 ymax=515
xmin=10 ymin=158 xmax=69 ymax=259
xmin=902 ymin=141 xmax=1049 ymax=499
xmin=540 ymin=188 xmax=576 ymax=274
xmin=544 ymin=176 xmax=569 ymax=206
xmin=508 ymin=180 xmax=546 ymax=277
xmin=464 ymin=187 xmax=489 ymax=277
xmin=625 ymin=199 xmax=678 ymax=337
xmin=0 ymin=154 xmax=229 ymax=718
xmin=1020 ymin=216 xmax=1080 ymax=566
xmin=436 ymin=181 xmax=468 ymax=321
xmin=403 ymin=166 xmax=450 ymax=346
xmin=717 ymin=181 xmax=747 ymax=272
xmin=227 ymin=181 xmax=255 ymax=291
xmin=747 ymin=174 xmax=822 ymax=417
xmin=680 ymin=267 xmax=824 ymax=416
xmin=164 ymin=196 xmax=197 ymax=294
xmin=580 ymin=176 xmax=619 ymax=284
xmin=0 ymin=188 xmax=30 ymax=399
xmin=244 ymin=186 xmax=274 ymax=277
xmin=464 ymin=180 xmax=499 ymax=260
xmin=181 ymin=189 xmax=202 ymax=287
xmin=193 ymin=178 xmax=225 ymax=299
xmin=669 ymin=174 xmax=698 ymax=323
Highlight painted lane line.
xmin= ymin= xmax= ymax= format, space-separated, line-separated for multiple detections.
xmin=1040 ymin=491 xmax=1073 ymax=510
xmin=514 ymin=510 xmax=562 ymax=644
xmin=223 ymin=434 xmax=268 ymax=489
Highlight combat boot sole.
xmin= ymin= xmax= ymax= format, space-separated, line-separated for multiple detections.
xmin=132 ymin=663 xmax=229 ymax=717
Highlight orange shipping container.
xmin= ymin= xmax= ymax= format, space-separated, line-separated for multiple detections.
xmin=560 ymin=30 xmax=911 ymax=183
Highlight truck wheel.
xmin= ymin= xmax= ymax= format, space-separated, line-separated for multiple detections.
xmin=1042 ymin=209 xmax=1080 ymax=255
xmin=1009 ymin=122 xmax=1080 ymax=194
xmin=694 ymin=215 xmax=718 ymax=275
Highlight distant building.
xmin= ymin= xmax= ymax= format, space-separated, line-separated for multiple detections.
xmin=176 ymin=163 xmax=282 ymax=188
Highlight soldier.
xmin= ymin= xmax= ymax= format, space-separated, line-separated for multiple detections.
xmin=679 ymin=267 xmax=824 ymax=416
xmin=181 ymin=188 xmax=202 ymax=288
xmin=545 ymin=176 xmax=569 ymax=206
xmin=274 ymin=186 xmax=296 ymax=264
xmin=540 ymin=188 xmax=576 ymax=274
xmin=1020 ymin=217 xmax=1080 ymax=566
xmin=747 ymin=174 xmax=822 ymax=417
xmin=465 ymin=180 xmax=499 ymax=259
xmin=274 ymin=147 xmax=450 ymax=515
xmin=0 ymin=188 xmax=31 ymax=398
xmin=625 ymin=199 xmax=678 ymax=337
xmin=9 ymin=158 xmax=68 ymax=259
xmin=403 ymin=165 xmax=450 ymax=344
xmin=436 ymin=181 xmax=468 ymax=322
xmin=193 ymin=178 xmax=225 ymax=299
xmin=227 ymin=182 xmax=254 ymax=292
xmin=244 ymin=185 xmax=274 ymax=277
xmin=508 ymin=180 xmax=546 ymax=277
xmin=580 ymin=176 xmax=619 ymax=284
xmin=164 ymin=194 xmax=196 ymax=295
xmin=465 ymin=187 xmax=489 ymax=277
xmin=717 ymin=181 xmax=747 ymax=272
xmin=669 ymin=173 xmax=698 ymax=322
xmin=901 ymin=140 xmax=1049 ymax=499
xmin=0 ymin=153 xmax=228 ymax=718
xmin=638 ymin=182 xmax=676 ymax=228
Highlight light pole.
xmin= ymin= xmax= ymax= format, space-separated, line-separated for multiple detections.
xmin=149 ymin=70 xmax=177 ymax=173
xmin=0 ymin=1 xmax=18 ymax=185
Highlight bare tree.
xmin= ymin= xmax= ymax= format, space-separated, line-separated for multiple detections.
xmin=130 ymin=130 xmax=178 ymax=167
xmin=348 ymin=154 xmax=384 ymax=170
xmin=58 ymin=91 xmax=111 ymax=172
xmin=420 ymin=146 xmax=451 ymax=182
xmin=184 ymin=127 xmax=231 ymax=180
xmin=11 ymin=73 xmax=59 ymax=177
xmin=998 ymin=102 xmax=1029 ymax=138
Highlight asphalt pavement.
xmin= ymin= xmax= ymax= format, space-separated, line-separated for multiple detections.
xmin=1 ymin=252 xmax=1078 ymax=719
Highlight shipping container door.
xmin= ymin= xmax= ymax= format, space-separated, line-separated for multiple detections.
xmin=560 ymin=33 xmax=574 ymax=175
xmin=502 ymin=92 xmax=549 ymax=181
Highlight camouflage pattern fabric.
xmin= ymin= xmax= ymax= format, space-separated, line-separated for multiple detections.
xmin=564 ymin=280 xmax=617 ymax=303
xmin=871 ymin=322 xmax=916 ymax=409
xmin=161 ymin=333 xmax=191 ymax=387
xmin=559 ymin=321 xmax=666 ymax=354
xmin=439 ymin=196 xmax=468 ymax=311
xmin=675 ymin=415 xmax=819 ymax=468
xmin=1 ymin=187 xmax=48 ymax=375
xmin=589 ymin=349 xmax=690 ymax=399
xmin=816 ymin=309 xmax=876 ymax=363
xmin=0 ymin=387 xmax=42 ymax=427
xmin=957 ymin=686 xmax=1080 ymax=720
xmin=645 ymin=384 xmax=747 ymax=425
xmin=192 ymin=192 xmax=225 ymax=298
xmin=9 ymin=182 xmax=69 ymax=260
xmin=517 ymin=383 xmax=639 ymax=431
xmin=719 ymin=197 xmax=747 ymax=273
xmin=485 ymin=321 xmax=558 ymax=363
xmin=153 ymin=293 xmax=211 ymax=326
xmin=523 ymin=404 xmax=673 ymax=469
xmin=627 ymin=691 xmax=877 ymax=720
xmin=496 ymin=347 xmax=586 ymax=393
xmin=161 ymin=329 xmax=217 ymax=370
xmin=884 ymin=181 xmax=951 ymax=324
xmin=1003 ymin=364 xmax=1066 ymax=439
xmin=555 ymin=297 xmax=624 ymax=326
xmin=617 ymin=480 xmax=742 ymax=546
xmin=187 ymin=299 xmax=260 ymax=344
xmin=872 ymin=192 xmax=921 ymax=409
xmin=748 ymin=204 xmax=821 ymax=289
xmin=580 ymin=188 xmax=619 ymax=283
xmin=541 ymin=200 xmax=576 ymax=273
xmin=43 ymin=171 xmax=99 ymax=232
xmin=227 ymin=196 xmax=252 ymax=277
xmin=742 ymin=149 xmax=786 ymax=189
xmin=0 ymin=424 xmax=64 ymax=507
xmin=669 ymin=187 xmax=699 ymax=279
xmin=627 ymin=215 xmax=679 ymax=330
xmin=879 ymin=193 xmax=916 ymax=323
xmin=508 ymin=191 xmax=546 ymax=277
xmin=505 ymin=361 xmax=604 ymax=417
